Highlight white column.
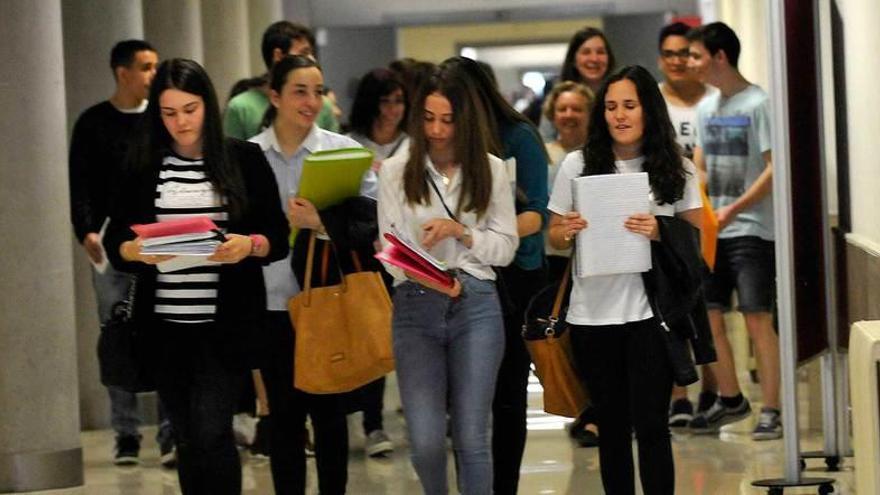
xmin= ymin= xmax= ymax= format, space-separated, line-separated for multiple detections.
xmin=0 ymin=1 xmax=83 ymax=490
xmin=61 ymin=0 xmax=145 ymax=432
xmin=144 ymin=0 xmax=204 ymax=63
xmin=201 ymin=0 xmax=251 ymax=105
xmin=248 ymin=0 xmax=284 ymax=75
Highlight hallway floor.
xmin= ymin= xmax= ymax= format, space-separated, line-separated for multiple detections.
xmin=14 ymin=373 xmax=854 ymax=495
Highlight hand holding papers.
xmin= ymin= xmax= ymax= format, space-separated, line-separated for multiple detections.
xmin=571 ymin=172 xmax=652 ymax=277
xmin=375 ymin=226 xmax=456 ymax=290
xmin=131 ymin=217 xmax=223 ymax=273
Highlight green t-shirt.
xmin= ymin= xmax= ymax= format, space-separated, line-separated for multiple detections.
xmin=223 ymin=88 xmax=339 ymax=139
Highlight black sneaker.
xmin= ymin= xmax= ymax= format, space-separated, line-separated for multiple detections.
xmin=668 ymin=398 xmax=694 ymax=428
xmin=159 ymin=437 xmax=176 ymax=469
xmin=249 ymin=416 xmax=271 ymax=460
xmin=688 ymin=397 xmax=752 ymax=434
xmin=696 ymin=391 xmax=718 ymax=414
xmin=114 ymin=435 xmax=141 ymax=466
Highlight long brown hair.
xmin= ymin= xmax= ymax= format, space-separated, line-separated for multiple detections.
xmin=403 ymin=63 xmax=493 ymax=217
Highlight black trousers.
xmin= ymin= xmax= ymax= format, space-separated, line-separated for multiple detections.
xmin=492 ymin=263 xmax=547 ymax=495
xmin=359 ymin=376 xmax=386 ymax=433
xmin=570 ymin=318 xmax=675 ymax=495
xmin=260 ymin=311 xmax=349 ymax=495
xmin=155 ymin=321 xmax=243 ymax=495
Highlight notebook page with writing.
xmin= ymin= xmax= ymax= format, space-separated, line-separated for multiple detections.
xmin=571 ymin=172 xmax=652 ymax=277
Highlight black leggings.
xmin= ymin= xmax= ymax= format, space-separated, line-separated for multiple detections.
xmin=492 ymin=264 xmax=546 ymax=495
xmin=260 ymin=311 xmax=349 ymax=495
xmin=570 ymin=318 xmax=675 ymax=495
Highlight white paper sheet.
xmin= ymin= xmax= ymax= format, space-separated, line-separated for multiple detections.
xmin=571 ymin=173 xmax=652 ymax=277
xmin=90 ymin=217 xmax=111 ymax=275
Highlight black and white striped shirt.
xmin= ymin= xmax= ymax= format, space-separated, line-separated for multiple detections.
xmin=154 ymin=154 xmax=228 ymax=323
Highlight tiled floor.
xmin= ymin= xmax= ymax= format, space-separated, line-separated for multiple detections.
xmin=12 ymin=372 xmax=854 ymax=495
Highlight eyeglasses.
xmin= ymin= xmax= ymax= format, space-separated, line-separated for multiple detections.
xmin=661 ymin=49 xmax=691 ymax=60
xmin=379 ymin=97 xmax=406 ymax=106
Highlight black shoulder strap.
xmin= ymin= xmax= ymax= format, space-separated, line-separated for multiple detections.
xmin=425 ymin=173 xmax=458 ymax=222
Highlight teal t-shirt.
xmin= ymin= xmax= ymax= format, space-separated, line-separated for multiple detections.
xmin=223 ymin=88 xmax=340 ymax=140
xmin=696 ymin=84 xmax=774 ymax=240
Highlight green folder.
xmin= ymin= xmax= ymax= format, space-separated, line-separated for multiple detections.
xmin=290 ymin=147 xmax=374 ymax=245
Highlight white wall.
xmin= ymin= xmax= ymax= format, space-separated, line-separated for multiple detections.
xmin=840 ymin=0 xmax=880 ymax=247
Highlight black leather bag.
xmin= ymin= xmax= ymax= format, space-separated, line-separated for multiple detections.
xmin=97 ymin=277 xmax=155 ymax=393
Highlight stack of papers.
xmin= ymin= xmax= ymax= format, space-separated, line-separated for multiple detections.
xmin=131 ymin=218 xmax=223 ymax=256
xmin=571 ymin=173 xmax=652 ymax=277
xmin=375 ymin=226 xmax=454 ymax=288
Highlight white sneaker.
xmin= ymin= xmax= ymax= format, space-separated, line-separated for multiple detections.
xmin=233 ymin=413 xmax=258 ymax=446
xmin=365 ymin=430 xmax=393 ymax=458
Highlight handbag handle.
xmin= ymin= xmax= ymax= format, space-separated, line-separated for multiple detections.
xmin=302 ymin=230 xmax=318 ymax=306
xmin=550 ymin=258 xmax=572 ymax=320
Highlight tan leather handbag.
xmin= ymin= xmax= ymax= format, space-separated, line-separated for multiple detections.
xmin=288 ymin=231 xmax=394 ymax=394
xmin=522 ymin=260 xmax=589 ymax=418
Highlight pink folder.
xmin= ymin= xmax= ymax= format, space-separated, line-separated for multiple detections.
xmin=131 ymin=217 xmax=218 ymax=238
xmin=375 ymin=233 xmax=454 ymax=288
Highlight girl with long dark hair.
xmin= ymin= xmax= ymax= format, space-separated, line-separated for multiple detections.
xmin=440 ymin=56 xmax=549 ymax=495
xmin=547 ymin=66 xmax=702 ymax=495
xmin=250 ymin=54 xmax=361 ymax=495
xmin=104 ymin=58 xmax=289 ymax=494
xmin=376 ymin=62 xmax=518 ymax=494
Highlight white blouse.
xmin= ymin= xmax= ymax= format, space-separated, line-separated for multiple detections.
xmin=377 ymin=153 xmax=519 ymax=283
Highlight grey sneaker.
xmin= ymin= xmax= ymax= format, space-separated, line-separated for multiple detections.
xmin=668 ymin=398 xmax=694 ymax=428
xmin=365 ymin=429 xmax=393 ymax=458
xmin=752 ymin=408 xmax=783 ymax=440
xmin=688 ymin=397 xmax=752 ymax=433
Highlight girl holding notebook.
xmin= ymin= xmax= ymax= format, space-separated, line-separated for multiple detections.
xmin=546 ymin=65 xmax=702 ymax=495
xmin=104 ymin=58 xmax=289 ymax=494
xmin=249 ymin=54 xmax=362 ymax=495
xmin=376 ymin=62 xmax=518 ymax=494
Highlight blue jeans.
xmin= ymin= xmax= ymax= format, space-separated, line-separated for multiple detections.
xmin=93 ymin=264 xmax=172 ymax=443
xmin=392 ymin=274 xmax=504 ymax=495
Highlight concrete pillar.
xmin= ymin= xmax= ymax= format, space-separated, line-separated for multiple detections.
xmin=0 ymin=1 xmax=84 ymax=492
xmin=282 ymin=0 xmax=313 ymax=26
xmin=248 ymin=0 xmax=284 ymax=75
xmin=61 ymin=0 xmax=144 ymax=432
xmin=144 ymin=0 xmax=204 ymax=63
xmin=201 ymin=0 xmax=251 ymax=105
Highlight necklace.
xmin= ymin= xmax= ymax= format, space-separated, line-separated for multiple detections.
xmin=439 ymin=171 xmax=450 ymax=186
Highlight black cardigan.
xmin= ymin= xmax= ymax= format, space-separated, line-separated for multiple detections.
xmin=642 ymin=216 xmax=717 ymax=386
xmin=104 ymin=138 xmax=290 ymax=368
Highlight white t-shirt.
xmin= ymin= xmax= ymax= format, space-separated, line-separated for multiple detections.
xmin=660 ymin=83 xmax=720 ymax=160
xmin=547 ymin=153 xmax=702 ymax=326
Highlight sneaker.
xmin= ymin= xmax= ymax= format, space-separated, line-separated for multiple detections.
xmin=159 ymin=438 xmax=176 ymax=469
xmin=304 ymin=425 xmax=315 ymax=458
xmin=114 ymin=435 xmax=141 ymax=466
xmin=668 ymin=398 xmax=694 ymax=428
xmin=249 ymin=416 xmax=271 ymax=460
xmin=688 ymin=397 xmax=752 ymax=434
xmin=696 ymin=391 xmax=718 ymax=414
xmin=365 ymin=429 xmax=394 ymax=458
xmin=752 ymin=408 xmax=783 ymax=440
xmin=233 ymin=413 xmax=258 ymax=447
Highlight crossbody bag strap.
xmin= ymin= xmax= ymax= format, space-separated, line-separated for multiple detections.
xmin=425 ymin=173 xmax=458 ymax=222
